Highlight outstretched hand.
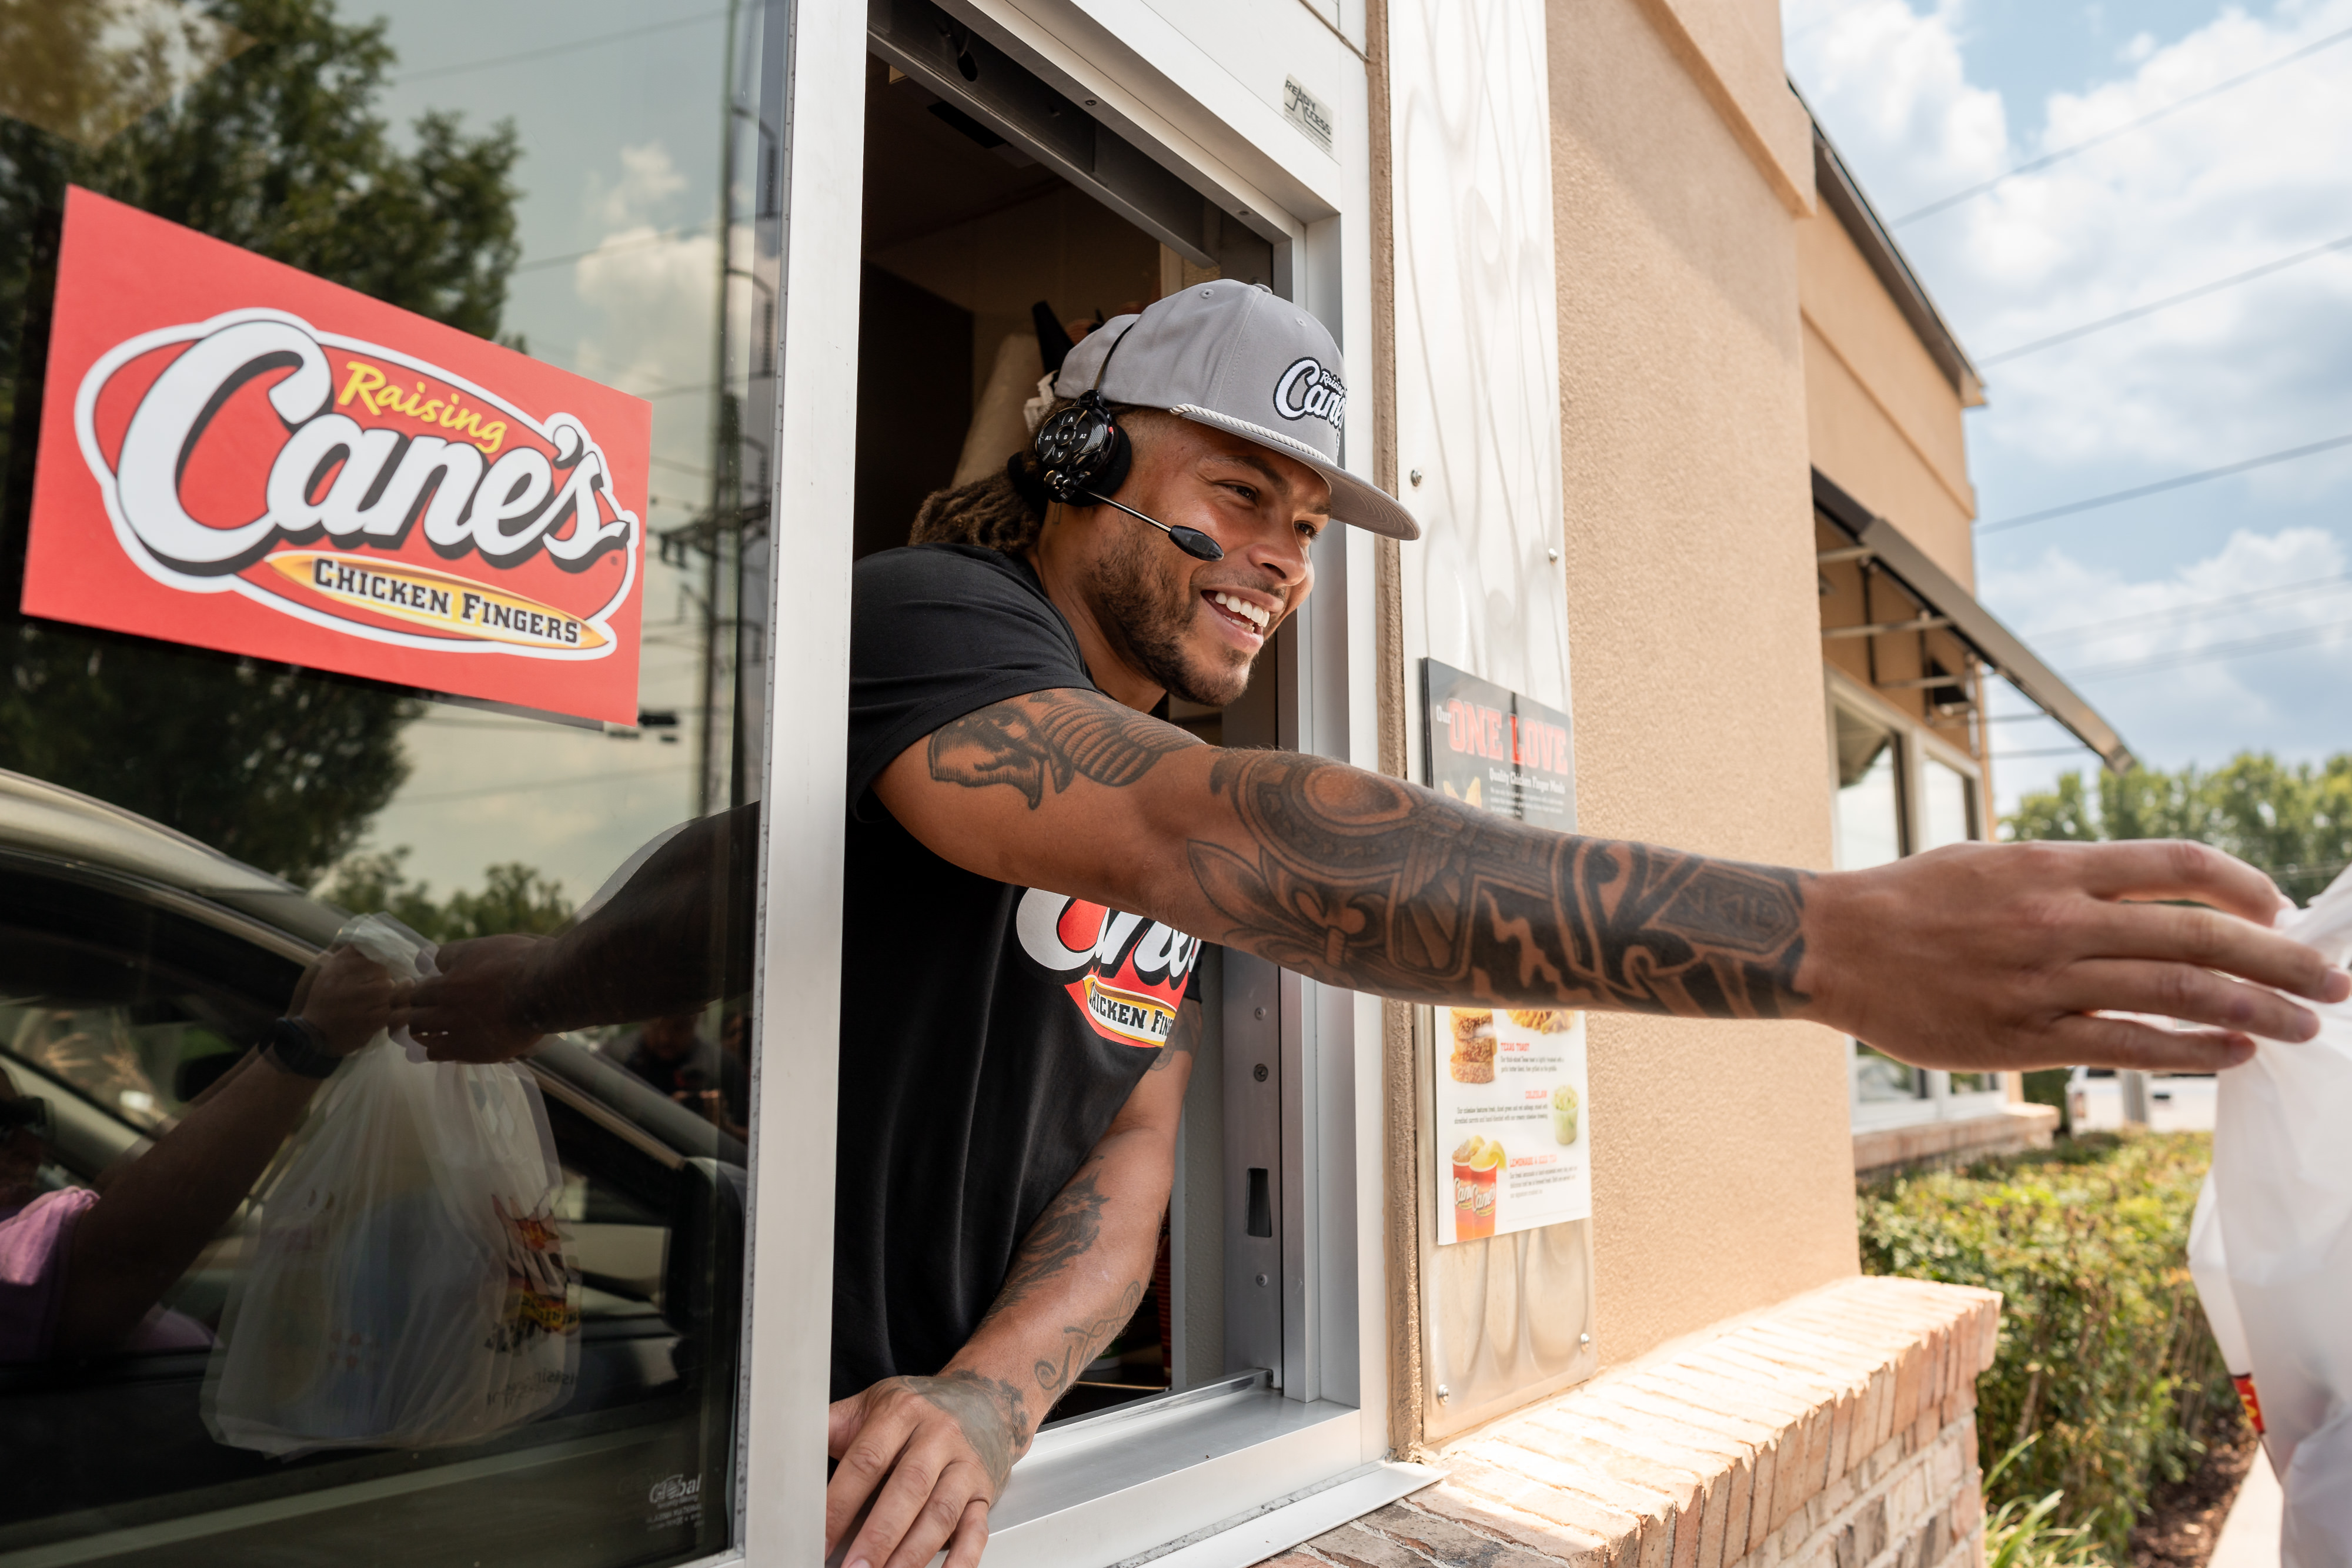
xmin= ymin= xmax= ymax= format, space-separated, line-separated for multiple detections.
xmin=1801 ymin=838 xmax=2350 ymax=1071
xmin=393 ymin=934 xmax=549 ymax=1063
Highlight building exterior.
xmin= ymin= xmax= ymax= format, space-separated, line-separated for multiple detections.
xmin=0 ymin=1 xmax=2126 ymax=1566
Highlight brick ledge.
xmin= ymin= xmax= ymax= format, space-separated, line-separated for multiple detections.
xmin=1262 ymin=1275 xmax=1999 ymax=1568
xmin=1852 ymin=1105 xmax=2057 ymax=1181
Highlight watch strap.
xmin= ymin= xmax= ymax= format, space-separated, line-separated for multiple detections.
xmin=265 ymin=1015 xmax=343 ymax=1079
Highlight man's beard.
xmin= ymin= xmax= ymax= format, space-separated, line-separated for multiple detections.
xmin=1089 ymin=523 xmax=1254 ymax=707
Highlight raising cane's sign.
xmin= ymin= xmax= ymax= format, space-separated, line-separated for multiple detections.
xmin=22 ymin=188 xmax=650 ymax=724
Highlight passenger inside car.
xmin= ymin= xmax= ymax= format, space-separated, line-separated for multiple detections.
xmin=0 ymin=945 xmax=390 ymax=1362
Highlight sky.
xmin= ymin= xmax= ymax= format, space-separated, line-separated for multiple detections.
xmin=1783 ymin=0 xmax=2352 ymax=820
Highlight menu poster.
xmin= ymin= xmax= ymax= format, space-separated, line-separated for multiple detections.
xmin=1421 ymin=657 xmax=1574 ymax=827
xmin=1423 ymin=660 xmax=1590 ymax=1245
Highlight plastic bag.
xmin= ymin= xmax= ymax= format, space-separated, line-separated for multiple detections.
xmin=204 ymin=915 xmax=579 ymax=1456
xmin=2191 ymin=869 xmax=2352 ymax=1567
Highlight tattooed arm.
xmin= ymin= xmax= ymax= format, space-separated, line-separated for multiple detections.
xmin=880 ymin=687 xmax=2348 ymax=1071
xmin=824 ymin=1005 xmax=1195 ymax=1568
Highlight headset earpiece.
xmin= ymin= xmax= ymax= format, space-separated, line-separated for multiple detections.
xmin=1034 ymin=391 xmax=1132 ymax=505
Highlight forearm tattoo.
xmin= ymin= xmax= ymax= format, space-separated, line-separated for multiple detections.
xmin=978 ymin=1164 xmax=1108 ymax=1329
xmin=928 ymin=688 xmax=1200 ymax=809
xmin=1191 ymin=751 xmax=1812 ymax=1018
xmin=1034 ymin=1281 xmax=1146 ymax=1396
xmin=926 ymin=690 xmax=1812 ymax=1020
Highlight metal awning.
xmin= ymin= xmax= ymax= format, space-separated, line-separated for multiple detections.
xmin=1813 ymin=470 xmax=2135 ymax=773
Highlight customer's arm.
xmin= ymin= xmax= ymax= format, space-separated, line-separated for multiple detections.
xmin=53 ymin=945 xmax=388 ymax=1356
xmin=823 ymin=1004 xmax=1198 ymax=1568
xmin=884 ymin=688 xmax=2347 ymax=1069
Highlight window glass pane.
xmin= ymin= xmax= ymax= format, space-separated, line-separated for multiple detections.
xmin=0 ymin=2 xmax=773 ymax=1561
xmin=1919 ymin=758 xmax=1976 ymax=852
xmin=1853 ymin=1044 xmax=1923 ymax=1103
xmin=1833 ymin=708 xmax=1903 ymax=869
xmin=1947 ymin=1072 xmax=1996 ymax=1095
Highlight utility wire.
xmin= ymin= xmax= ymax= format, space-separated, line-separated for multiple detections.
xmin=512 ymin=223 xmax=717 ymax=276
xmin=1891 ymin=24 xmax=2352 ymax=226
xmin=1989 ymin=744 xmax=2099 ymax=758
xmin=393 ymin=764 xmax=687 ymax=806
xmin=1979 ymin=230 xmax=2352 ymax=365
xmin=1976 ymin=432 xmax=2352 ymax=533
xmin=2025 ymin=571 xmax=2352 ymax=644
xmin=2069 ymin=614 xmax=2352 ymax=678
xmin=390 ymin=10 xmax=729 ymax=85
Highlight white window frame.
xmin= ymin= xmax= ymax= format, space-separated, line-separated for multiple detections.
xmin=1825 ymin=670 xmax=2010 ymax=1135
xmin=740 ymin=4 xmax=1421 ymax=1563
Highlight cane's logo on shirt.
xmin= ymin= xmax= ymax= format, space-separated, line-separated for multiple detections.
xmin=1015 ymin=889 xmax=1202 ymax=1048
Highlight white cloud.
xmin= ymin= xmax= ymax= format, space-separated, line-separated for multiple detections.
xmin=586 ymin=141 xmax=690 ymax=230
xmin=1790 ymin=0 xmax=2352 ymax=472
xmin=1980 ymin=527 xmax=2352 ymax=808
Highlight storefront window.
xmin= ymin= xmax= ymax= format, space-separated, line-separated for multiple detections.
xmin=1833 ymin=706 xmax=1903 ymax=870
xmin=1 ymin=2 xmax=776 ymax=1562
xmin=1918 ymin=755 xmax=1975 ymax=852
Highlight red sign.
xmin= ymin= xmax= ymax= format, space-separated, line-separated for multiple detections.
xmin=22 ymin=187 xmax=650 ymax=724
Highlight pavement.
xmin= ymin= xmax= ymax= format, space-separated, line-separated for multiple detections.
xmin=2209 ymin=1449 xmax=2280 ymax=1568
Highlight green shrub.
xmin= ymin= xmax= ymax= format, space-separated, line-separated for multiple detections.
xmin=1859 ymin=1133 xmax=2236 ymax=1555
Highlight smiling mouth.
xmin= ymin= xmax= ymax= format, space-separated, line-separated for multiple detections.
xmin=1204 ymin=590 xmax=1273 ymax=637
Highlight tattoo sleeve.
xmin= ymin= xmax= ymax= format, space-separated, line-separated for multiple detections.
xmin=921 ymin=688 xmax=1809 ymax=1020
xmin=977 ymin=1163 xmax=1109 ymax=1328
xmin=928 ymin=688 xmax=1200 ymax=809
xmin=1187 ymin=751 xmax=1812 ymax=1020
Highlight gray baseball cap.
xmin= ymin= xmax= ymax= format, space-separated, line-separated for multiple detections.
xmin=1051 ymin=279 xmax=1420 ymax=541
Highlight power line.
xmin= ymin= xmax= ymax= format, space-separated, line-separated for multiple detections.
xmin=2068 ymin=614 xmax=2352 ymax=678
xmin=512 ymin=223 xmax=717 ymax=276
xmin=1976 ymin=432 xmax=2352 ymax=533
xmin=1891 ymin=24 xmax=2352 ymax=226
xmin=1990 ymin=744 xmax=2099 ymax=759
xmin=389 ymin=10 xmax=729 ymax=85
xmin=1979 ymin=230 xmax=2352 ymax=365
xmin=2026 ymin=571 xmax=2352 ymax=645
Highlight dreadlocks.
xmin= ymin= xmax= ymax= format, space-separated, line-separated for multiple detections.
xmin=907 ymin=399 xmax=1168 ymax=555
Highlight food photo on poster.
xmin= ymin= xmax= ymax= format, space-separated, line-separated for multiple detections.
xmin=1421 ymin=659 xmax=1591 ymax=1247
xmin=21 ymin=186 xmax=650 ymax=726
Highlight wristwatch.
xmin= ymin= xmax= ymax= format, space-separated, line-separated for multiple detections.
xmin=263 ymin=1015 xmax=344 ymax=1079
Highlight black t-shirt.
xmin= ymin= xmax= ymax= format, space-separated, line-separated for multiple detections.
xmin=832 ymin=545 xmax=1205 ymax=1399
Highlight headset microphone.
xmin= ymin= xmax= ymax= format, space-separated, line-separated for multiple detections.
xmin=1031 ymin=330 xmax=1228 ymax=563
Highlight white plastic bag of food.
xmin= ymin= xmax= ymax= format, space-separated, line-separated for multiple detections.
xmin=204 ymin=915 xmax=579 ymax=1456
xmin=2193 ymin=868 xmax=2352 ymax=1568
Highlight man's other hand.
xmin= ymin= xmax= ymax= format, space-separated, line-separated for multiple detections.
xmin=826 ymin=1372 xmax=1026 ymax=1568
xmin=394 ymin=934 xmax=547 ymax=1063
xmin=1804 ymin=838 xmax=2351 ymax=1071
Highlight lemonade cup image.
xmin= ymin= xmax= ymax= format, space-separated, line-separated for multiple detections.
xmin=1451 ymin=1135 xmax=1500 ymax=1240
xmin=1551 ymin=1083 xmax=1581 ymax=1145
xmin=1465 ymin=1137 xmax=1503 ymax=1238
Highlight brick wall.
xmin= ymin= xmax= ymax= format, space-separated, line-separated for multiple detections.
xmin=1261 ymin=1277 xmax=1999 ymax=1568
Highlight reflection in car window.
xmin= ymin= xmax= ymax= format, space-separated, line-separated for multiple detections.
xmin=0 ymin=0 xmax=773 ymax=1560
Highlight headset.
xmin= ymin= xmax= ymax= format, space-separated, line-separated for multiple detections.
xmin=1021 ymin=323 xmax=1226 ymax=562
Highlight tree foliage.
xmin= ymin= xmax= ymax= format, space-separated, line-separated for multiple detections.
xmin=2007 ymin=752 xmax=2352 ymax=905
xmin=0 ymin=0 xmax=523 ymax=885
xmin=320 ymin=848 xmax=573 ymax=943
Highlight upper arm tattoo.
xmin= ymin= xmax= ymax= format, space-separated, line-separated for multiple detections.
xmin=1185 ymin=751 xmax=1812 ymax=1021
xmin=928 ymin=689 xmax=1199 ymax=809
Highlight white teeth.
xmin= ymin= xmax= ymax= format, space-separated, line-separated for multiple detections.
xmin=1211 ymin=591 xmax=1271 ymax=631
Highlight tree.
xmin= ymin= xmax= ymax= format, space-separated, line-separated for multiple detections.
xmin=319 ymin=848 xmax=573 ymax=942
xmin=0 ymin=0 xmax=524 ymax=885
xmin=2007 ymin=752 xmax=2352 ymax=905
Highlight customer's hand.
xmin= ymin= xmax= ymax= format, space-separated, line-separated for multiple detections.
xmin=291 ymin=945 xmax=395 ymax=1057
xmin=395 ymin=934 xmax=548 ymax=1063
xmin=826 ymin=1371 xmax=1026 ymax=1568
xmin=1800 ymin=838 xmax=2350 ymax=1071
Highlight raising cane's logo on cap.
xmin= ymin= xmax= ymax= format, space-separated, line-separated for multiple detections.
xmin=22 ymin=188 xmax=650 ymax=724
xmin=1015 ymin=889 xmax=1202 ymax=1048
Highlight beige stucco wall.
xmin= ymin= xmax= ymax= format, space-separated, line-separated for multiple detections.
xmin=1546 ymin=0 xmax=1860 ymax=1367
xmin=1798 ymin=213 xmax=1979 ymax=586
